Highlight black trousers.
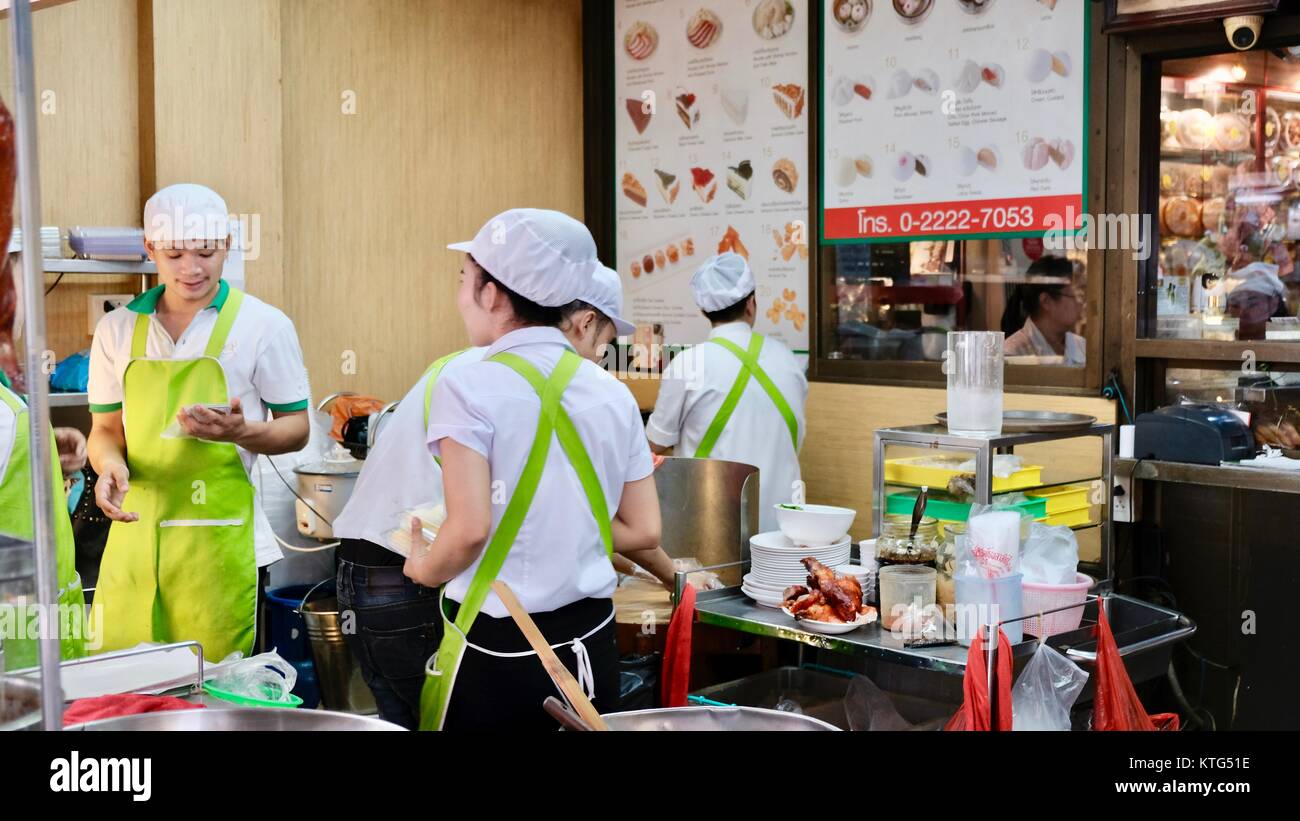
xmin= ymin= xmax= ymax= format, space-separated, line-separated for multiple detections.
xmin=441 ymin=596 xmax=619 ymax=732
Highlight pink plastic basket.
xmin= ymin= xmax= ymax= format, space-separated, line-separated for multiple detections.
xmin=1021 ymin=573 xmax=1094 ymax=637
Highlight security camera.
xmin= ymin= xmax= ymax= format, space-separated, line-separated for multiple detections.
xmin=1224 ymin=15 xmax=1263 ymax=51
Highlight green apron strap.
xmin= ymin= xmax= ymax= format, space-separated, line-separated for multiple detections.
xmin=694 ymin=334 xmax=763 ymax=458
xmin=696 ymin=334 xmax=799 ymax=457
xmin=130 ymin=312 xmax=151 ymax=359
xmin=204 ymin=286 xmax=245 ymax=358
xmin=447 ymin=351 xmax=581 ymax=638
xmin=491 ymin=352 xmax=614 ymax=557
xmin=423 ymin=348 xmax=471 ymax=430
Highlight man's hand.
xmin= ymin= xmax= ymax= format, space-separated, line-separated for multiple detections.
xmin=93 ymin=461 xmax=138 ymax=522
xmin=179 ymin=396 xmax=248 ymax=443
xmin=53 ymin=427 xmax=87 ymax=475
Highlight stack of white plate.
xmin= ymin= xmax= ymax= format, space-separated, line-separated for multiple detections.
xmin=742 ymin=530 xmax=853 ymax=608
xmin=8 ymin=226 xmax=63 ymax=258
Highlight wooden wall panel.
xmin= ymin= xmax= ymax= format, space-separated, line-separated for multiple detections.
xmin=281 ymin=0 xmax=586 ymax=400
xmin=0 ymin=0 xmax=140 ymax=361
xmin=150 ymin=0 xmax=284 ymax=309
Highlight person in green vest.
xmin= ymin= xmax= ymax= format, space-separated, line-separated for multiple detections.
xmin=645 ymin=252 xmax=808 ymax=532
xmin=86 ymin=184 xmax=311 ymax=661
xmin=0 ymin=366 xmax=88 ymax=667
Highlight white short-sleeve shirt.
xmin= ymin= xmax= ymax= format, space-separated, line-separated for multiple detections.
xmin=332 ymin=347 xmax=486 ymax=550
xmin=646 ymin=321 xmax=808 ymax=532
xmin=425 ymin=327 xmax=654 ymax=618
xmin=88 ymin=280 xmax=312 ymax=567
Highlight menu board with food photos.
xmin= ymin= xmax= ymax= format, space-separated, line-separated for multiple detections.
xmin=821 ymin=0 xmax=1086 ymax=242
xmin=615 ymin=0 xmax=810 ymax=353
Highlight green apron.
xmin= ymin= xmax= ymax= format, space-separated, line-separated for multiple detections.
xmin=693 ymin=334 xmax=800 ymax=458
xmin=0 ymin=383 xmax=87 ymax=667
xmin=417 ymin=349 xmax=613 ymax=731
xmin=93 ymin=287 xmax=257 ymax=661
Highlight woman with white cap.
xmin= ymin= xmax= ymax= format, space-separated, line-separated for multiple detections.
xmin=645 ymin=251 xmax=807 ymax=532
xmin=330 ymin=261 xmax=672 ymax=729
xmin=403 ymin=208 xmax=662 ymax=731
xmin=87 ymin=183 xmax=311 ymax=660
xmin=1227 ymin=262 xmax=1292 ymax=340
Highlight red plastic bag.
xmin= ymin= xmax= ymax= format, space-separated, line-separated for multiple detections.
xmin=660 ymin=582 xmax=696 ymax=708
xmin=945 ymin=627 xmax=1014 ymax=731
xmin=1091 ymin=597 xmax=1180 ymax=731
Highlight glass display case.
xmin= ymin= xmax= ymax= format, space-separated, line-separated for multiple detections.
xmin=1152 ymin=51 xmax=1300 ymax=345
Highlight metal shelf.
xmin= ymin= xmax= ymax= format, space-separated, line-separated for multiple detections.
xmin=42 ymin=258 xmax=154 ymax=275
xmin=47 ymin=392 xmax=87 ymax=408
xmin=1117 ymin=457 xmax=1300 ymax=495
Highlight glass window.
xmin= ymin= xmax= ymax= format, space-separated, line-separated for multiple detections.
xmin=1154 ymin=51 xmax=1300 ymax=342
xmin=1164 ymin=367 xmax=1300 ymax=451
xmin=819 ymin=240 xmax=1088 ymax=367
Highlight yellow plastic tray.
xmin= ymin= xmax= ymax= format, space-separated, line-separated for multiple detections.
xmin=1045 ymin=506 xmax=1094 ymax=528
xmin=883 ymin=456 xmax=1044 ymax=493
xmin=1027 ymin=484 xmax=1092 ymax=515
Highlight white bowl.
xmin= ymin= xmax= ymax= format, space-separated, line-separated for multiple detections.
xmin=781 ymin=606 xmax=878 ymax=634
xmin=834 ymin=564 xmax=873 ymax=584
xmin=773 ymin=504 xmax=857 ymax=546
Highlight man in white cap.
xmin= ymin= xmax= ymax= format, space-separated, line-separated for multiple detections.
xmin=1227 ymin=261 xmax=1291 ymax=340
xmin=645 ymin=251 xmax=807 ymax=532
xmin=87 ymin=183 xmax=311 ymax=660
xmin=330 ymin=256 xmax=672 ymax=729
xmin=402 ymin=208 xmax=663 ymax=730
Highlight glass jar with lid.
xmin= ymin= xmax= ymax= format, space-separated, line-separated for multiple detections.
xmin=875 ymin=514 xmax=939 ymax=568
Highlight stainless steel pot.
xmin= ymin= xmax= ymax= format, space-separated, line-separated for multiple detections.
xmin=292 ymin=458 xmax=361 ymax=540
xmin=66 ymin=707 xmax=404 ymax=731
xmin=600 ymin=705 xmax=839 ymax=731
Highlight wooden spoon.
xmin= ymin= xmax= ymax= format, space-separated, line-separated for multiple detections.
xmin=491 ymin=580 xmax=610 ymax=731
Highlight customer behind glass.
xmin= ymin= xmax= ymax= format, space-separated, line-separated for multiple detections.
xmin=1226 ymin=262 xmax=1290 ymax=341
xmin=1001 ymin=255 xmax=1085 ymax=367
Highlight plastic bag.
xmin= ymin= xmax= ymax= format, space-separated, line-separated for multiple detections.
xmin=845 ymin=673 xmax=947 ymax=732
xmin=957 ymin=506 xmax=1027 ymax=579
xmin=944 ymin=627 xmax=1013 ymax=731
xmin=1011 ymin=641 xmax=1089 ymax=731
xmin=210 ymin=650 xmax=298 ymax=703
xmin=1020 ymin=522 xmax=1079 ymax=585
xmin=160 ymin=404 xmax=231 ymax=440
xmin=1091 ymin=598 xmax=1180 ymax=731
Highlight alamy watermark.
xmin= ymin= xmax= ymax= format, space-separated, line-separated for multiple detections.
xmin=1043 ymin=206 xmax=1152 ymax=261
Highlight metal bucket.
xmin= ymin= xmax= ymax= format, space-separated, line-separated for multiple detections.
xmin=600 ymin=705 xmax=839 ymax=731
xmin=298 ymin=589 xmax=377 ymax=715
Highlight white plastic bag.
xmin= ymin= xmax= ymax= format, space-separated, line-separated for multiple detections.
xmin=385 ymin=501 xmax=447 ymax=557
xmin=1011 ymin=641 xmax=1089 ymax=731
xmin=1021 ymin=522 xmax=1079 ymax=585
xmin=958 ymin=507 xmax=1025 ymax=578
xmin=210 ymin=650 xmax=299 ymax=703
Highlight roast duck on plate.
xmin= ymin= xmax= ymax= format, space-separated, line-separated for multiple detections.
xmin=783 ymin=558 xmax=875 ymax=624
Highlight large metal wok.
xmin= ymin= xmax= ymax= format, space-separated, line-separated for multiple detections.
xmin=65 ymin=707 xmax=404 ymax=731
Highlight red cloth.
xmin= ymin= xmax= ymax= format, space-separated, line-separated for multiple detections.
xmin=660 ymin=583 xmax=696 ymax=708
xmin=63 ymin=694 xmax=203 ymax=727
xmin=1092 ymin=598 xmax=1180 ymax=731
xmin=944 ymin=627 xmax=1014 ymax=731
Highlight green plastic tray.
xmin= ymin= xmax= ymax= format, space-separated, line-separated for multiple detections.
xmin=885 ymin=491 xmax=1047 ymax=523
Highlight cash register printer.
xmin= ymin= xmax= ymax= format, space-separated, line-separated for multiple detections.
xmin=1133 ymin=404 xmax=1257 ymax=465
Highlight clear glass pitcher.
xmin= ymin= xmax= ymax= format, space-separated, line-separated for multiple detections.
xmin=943 ymin=331 xmax=1004 ymax=436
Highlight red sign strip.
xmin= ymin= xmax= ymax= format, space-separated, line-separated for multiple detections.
xmin=823 ymin=194 xmax=1084 ymax=241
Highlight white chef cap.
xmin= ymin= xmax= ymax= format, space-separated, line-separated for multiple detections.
xmin=143 ymin=183 xmax=230 ymax=244
xmin=582 ymin=266 xmax=636 ymax=337
xmin=690 ymin=252 xmax=756 ymax=312
xmin=448 ymin=209 xmax=601 ymax=307
xmin=1227 ymin=262 xmax=1286 ymax=302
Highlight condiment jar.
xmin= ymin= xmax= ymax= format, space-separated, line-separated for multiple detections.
xmin=875 ymin=514 xmax=939 ymax=568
